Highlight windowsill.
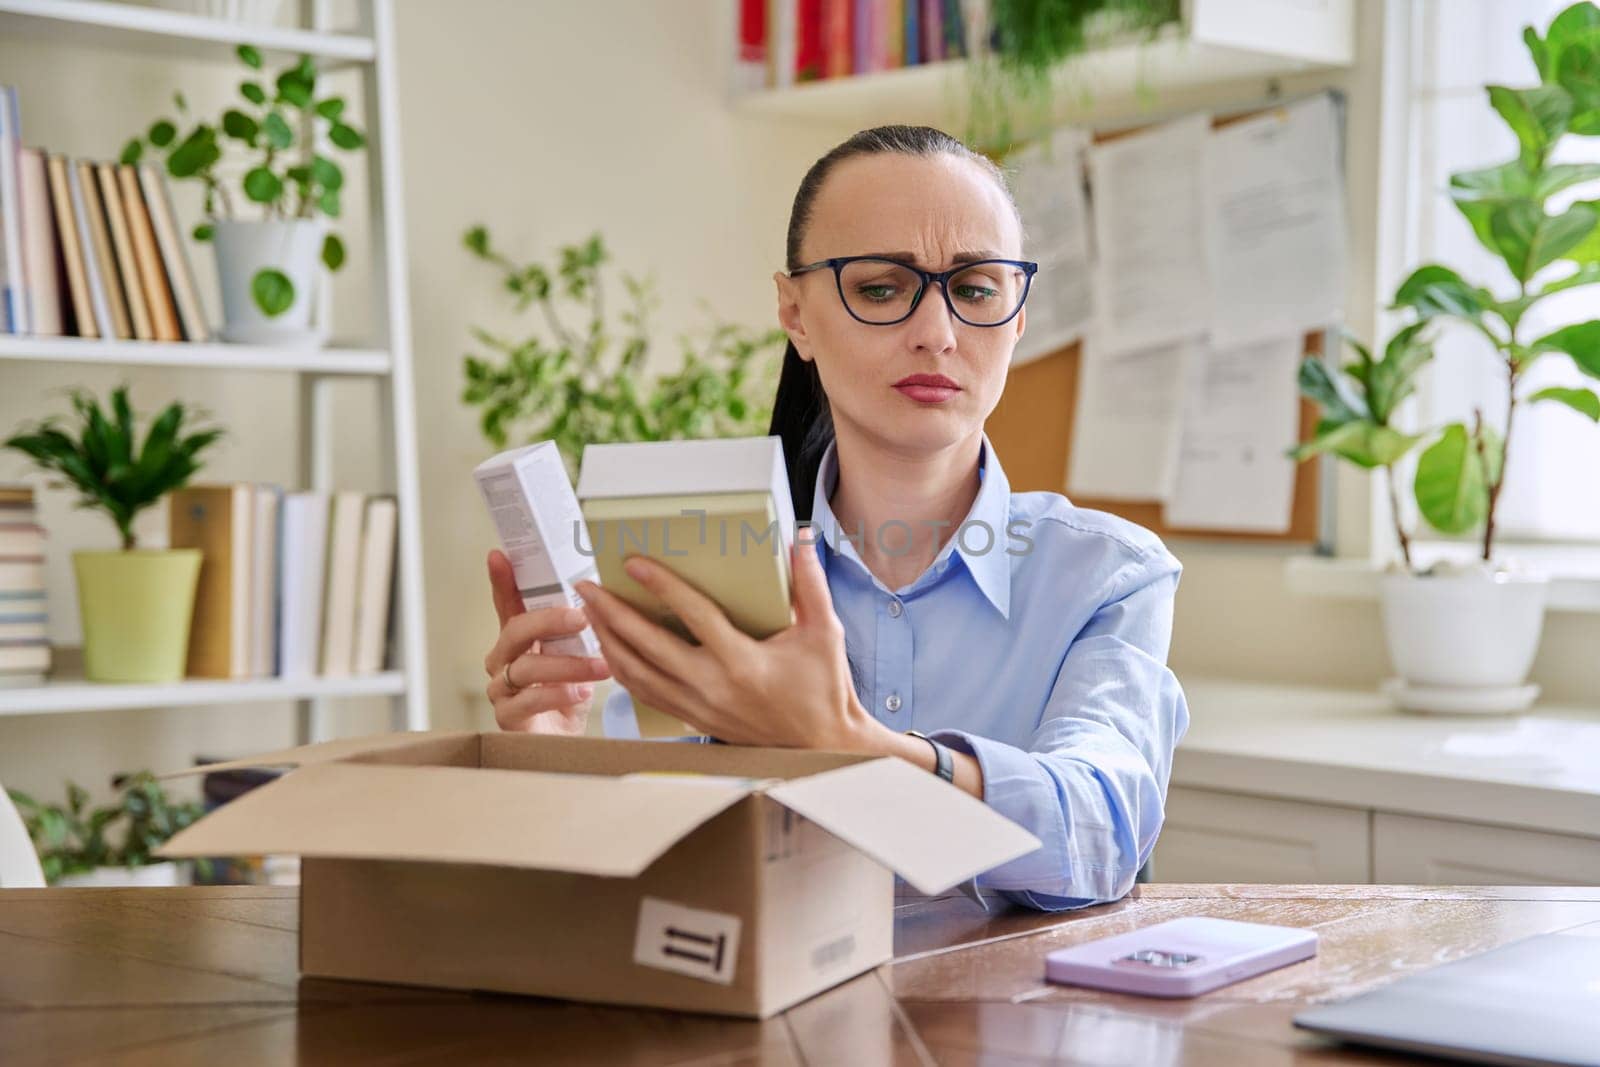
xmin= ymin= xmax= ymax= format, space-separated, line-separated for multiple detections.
xmin=1285 ymin=546 xmax=1600 ymax=614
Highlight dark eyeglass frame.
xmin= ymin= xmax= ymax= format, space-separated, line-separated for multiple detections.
xmin=788 ymin=255 xmax=1040 ymax=328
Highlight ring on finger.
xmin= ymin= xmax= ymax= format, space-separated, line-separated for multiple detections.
xmin=502 ymin=659 xmax=522 ymax=695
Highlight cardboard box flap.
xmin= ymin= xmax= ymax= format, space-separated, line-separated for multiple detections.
xmin=764 ymin=758 xmax=1042 ymax=895
xmin=158 ymin=761 xmax=754 ymax=877
xmin=157 ymin=731 xmax=480 ymax=780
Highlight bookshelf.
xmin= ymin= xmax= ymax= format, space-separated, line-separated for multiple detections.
xmin=1 ymin=667 xmax=405 ymax=718
xmin=0 ymin=0 xmax=430 ymax=742
xmin=731 ymin=0 xmax=1354 ymax=131
xmin=0 ymin=336 xmax=391 ymax=374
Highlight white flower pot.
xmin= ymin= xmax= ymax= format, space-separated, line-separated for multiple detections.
xmin=54 ymin=860 xmax=187 ymax=888
xmin=1379 ymin=567 xmax=1549 ymax=714
xmin=211 ymin=218 xmax=325 ymax=347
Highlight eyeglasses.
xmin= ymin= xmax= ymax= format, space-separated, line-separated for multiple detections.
xmin=788 ymin=255 xmax=1039 ymax=328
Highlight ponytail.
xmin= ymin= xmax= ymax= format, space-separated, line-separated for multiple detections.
xmin=768 ymin=340 xmax=834 ymax=523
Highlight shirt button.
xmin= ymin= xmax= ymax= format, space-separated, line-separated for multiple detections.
xmin=884 ymin=693 xmax=902 ymax=712
xmin=887 ymin=599 xmax=903 ymax=618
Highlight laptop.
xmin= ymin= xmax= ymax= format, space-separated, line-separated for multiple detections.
xmin=1294 ymin=932 xmax=1600 ymax=1067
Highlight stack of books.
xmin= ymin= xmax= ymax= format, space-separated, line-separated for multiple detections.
xmin=0 ymin=485 xmax=50 ymax=687
xmin=168 ymin=486 xmax=397 ymax=681
xmin=0 ymin=85 xmax=210 ymax=342
xmin=738 ymin=0 xmax=972 ymax=90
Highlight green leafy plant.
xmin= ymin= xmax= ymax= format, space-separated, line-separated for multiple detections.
xmin=1293 ymin=2 xmax=1600 ymax=569
xmin=4 ymin=386 xmax=223 ymax=550
xmin=460 ymin=227 xmax=787 ymax=476
xmin=965 ymin=0 xmax=1181 ymax=150
xmin=121 ymin=45 xmax=364 ymax=317
xmin=7 ymin=773 xmax=208 ymax=885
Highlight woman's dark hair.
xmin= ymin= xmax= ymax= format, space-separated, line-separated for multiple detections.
xmin=767 ymin=125 xmax=1023 ymax=521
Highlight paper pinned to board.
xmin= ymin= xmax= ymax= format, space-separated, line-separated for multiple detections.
xmin=1087 ymin=114 xmax=1213 ymax=357
xmin=1163 ymin=334 xmax=1304 ymax=532
xmin=1065 ymin=337 xmax=1190 ymax=502
xmin=1008 ymin=126 xmax=1093 ymax=365
xmin=1205 ymin=94 xmax=1346 ymax=348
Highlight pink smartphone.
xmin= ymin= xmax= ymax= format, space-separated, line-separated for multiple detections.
xmin=1044 ymin=917 xmax=1317 ymax=998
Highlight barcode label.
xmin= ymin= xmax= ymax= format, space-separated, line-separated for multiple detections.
xmin=633 ymin=897 xmax=742 ymax=985
xmin=811 ymin=933 xmax=856 ymax=972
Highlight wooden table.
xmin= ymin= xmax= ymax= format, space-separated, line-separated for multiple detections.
xmin=2 ymin=883 xmax=1598 ymax=1064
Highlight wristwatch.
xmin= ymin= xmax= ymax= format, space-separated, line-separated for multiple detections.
xmin=905 ymin=730 xmax=954 ymax=784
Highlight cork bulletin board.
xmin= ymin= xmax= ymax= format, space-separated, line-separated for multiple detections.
xmin=983 ymin=106 xmax=1333 ymax=544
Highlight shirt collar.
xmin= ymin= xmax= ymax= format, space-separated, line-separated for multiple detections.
xmin=808 ymin=432 xmax=1013 ymax=619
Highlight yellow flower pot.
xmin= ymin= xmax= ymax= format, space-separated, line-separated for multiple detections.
xmin=72 ymin=549 xmax=202 ymax=683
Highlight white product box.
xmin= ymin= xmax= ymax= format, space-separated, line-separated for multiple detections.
xmin=475 ymin=441 xmax=600 ymax=657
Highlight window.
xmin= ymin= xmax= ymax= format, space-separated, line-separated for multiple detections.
xmin=1404 ymin=0 xmax=1600 ymax=546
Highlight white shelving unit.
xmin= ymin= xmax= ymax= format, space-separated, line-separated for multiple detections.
xmin=0 ymin=0 xmax=430 ymax=740
xmin=733 ymin=0 xmax=1354 ymax=130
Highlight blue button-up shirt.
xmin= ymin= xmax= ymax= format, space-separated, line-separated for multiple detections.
xmin=601 ymin=433 xmax=1189 ymax=911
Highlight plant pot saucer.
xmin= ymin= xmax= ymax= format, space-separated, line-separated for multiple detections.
xmin=1381 ymin=678 xmax=1540 ymax=716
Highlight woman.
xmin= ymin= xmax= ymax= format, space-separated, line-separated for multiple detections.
xmin=482 ymin=125 xmax=1189 ymax=912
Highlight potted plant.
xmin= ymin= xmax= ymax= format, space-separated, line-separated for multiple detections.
xmin=6 ymin=773 xmax=210 ymax=887
xmin=4 ymin=386 xmax=223 ymax=683
xmin=963 ymin=0 xmax=1181 ymax=151
xmin=122 ymin=46 xmax=364 ymax=346
xmin=1292 ymin=2 xmax=1600 ymax=714
xmin=459 ymin=227 xmax=787 ymax=477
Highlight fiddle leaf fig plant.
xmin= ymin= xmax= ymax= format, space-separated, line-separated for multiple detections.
xmin=121 ymin=45 xmax=364 ymax=317
xmin=460 ymin=227 xmax=787 ymax=477
xmin=1293 ymin=2 xmax=1600 ymax=569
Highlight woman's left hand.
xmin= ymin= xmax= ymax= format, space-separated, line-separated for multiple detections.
xmin=575 ymin=539 xmax=877 ymax=749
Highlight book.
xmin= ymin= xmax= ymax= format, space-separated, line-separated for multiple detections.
xmin=797 ymin=0 xmax=825 ymax=81
xmin=117 ymin=163 xmax=181 ymax=342
xmin=0 ymin=522 xmax=44 ymax=556
xmin=768 ymin=0 xmax=797 ymax=89
xmin=169 ymin=484 xmax=254 ymax=678
xmin=138 ymin=164 xmax=210 ymax=342
xmin=904 ymin=0 xmax=920 ymax=64
xmin=66 ymin=158 xmax=115 ymax=339
xmin=0 ymin=619 xmax=47 ymax=641
xmin=823 ymin=0 xmax=853 ymax=78
xmin=18 ymin=147 xmax=62 ymax=336
xmin=249 ymin=484 xmax=281 ymax=678
xmin=76 ymin=160 xmax=131 ymax=340
xmin=0 ymin=86 xmax=26 ymax=334
xmin=45 ymin=153 xmax=94 ymax=337
xmin=736 ymin=0 xmax=767 ymax=92
xmin=0 ymin=559 xmax=45 ymax=593
xmin=319 ymin=490 xmax=366 ymax=678
xmin=97 ymin=162 xmax=151 ymax=341
xmin=0 ymin=643 xmax=49 ymax=673
xmin=277 ymin=491 xmax=329 ymax=678
xmin=922 ymin=0 xmax=943 ymax=63
xmin=854 ymin=0 xmax=872 ymax=73
xmin=576 ymin=437 xmax=796 ymax=723
xmin=353 ymin=496 xmax=397 ymax=675
xmin=885 ymin=0 xmax=904 ymax=69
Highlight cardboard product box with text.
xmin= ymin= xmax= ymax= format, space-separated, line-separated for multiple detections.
xmin=158 ymin=730 xmax=1040 ymax=1018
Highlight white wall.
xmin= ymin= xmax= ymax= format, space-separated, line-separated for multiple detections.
xmin=3 ymin=0 xmax=1595 ymax=812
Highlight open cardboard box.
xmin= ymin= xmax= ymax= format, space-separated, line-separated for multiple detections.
xmin=158 ymin=730 xmax=1040 ymax=1018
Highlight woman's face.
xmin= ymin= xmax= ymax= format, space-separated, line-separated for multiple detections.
xmin=774 ymin=152 xmax=1025 ymax=459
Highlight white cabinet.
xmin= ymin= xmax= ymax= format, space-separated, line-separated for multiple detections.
xmin=1153 ymin=786 xmax=1370 ymax=884
xmin=1372 ymin=814 xmax=1600 ymax=886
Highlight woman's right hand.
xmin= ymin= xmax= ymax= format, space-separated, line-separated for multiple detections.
xmin=484 ymin=549 xmax=613 ymax=734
